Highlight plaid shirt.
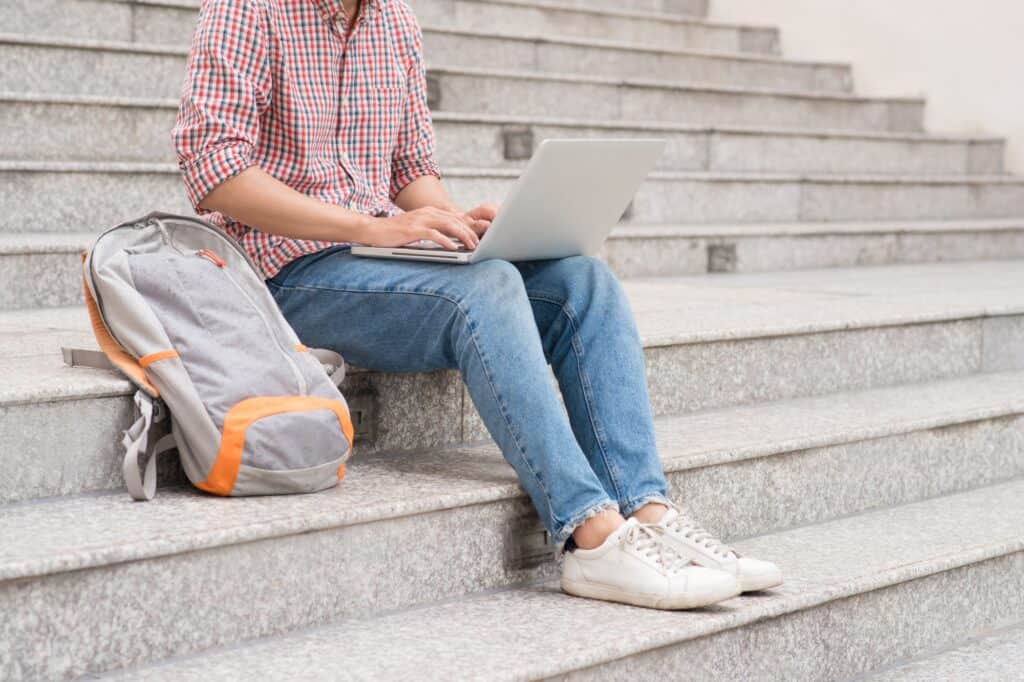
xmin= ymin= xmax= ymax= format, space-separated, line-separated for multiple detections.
xmin=173 ymin=0 xmax=441 ymax=278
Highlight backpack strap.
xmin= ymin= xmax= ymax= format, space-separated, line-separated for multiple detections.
xmin=122 ymin=390 xmax=176 ymax=501
xmin=81 ymin=256 xmax=160 ymax=398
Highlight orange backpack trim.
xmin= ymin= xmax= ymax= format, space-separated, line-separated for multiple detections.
xmin=196 ymin=396 xmax=356 ymax=496
xmin=139 ymin=350 xmax=180 ymax=367
xmin=82 ymin=254 xmax=160 ymax=398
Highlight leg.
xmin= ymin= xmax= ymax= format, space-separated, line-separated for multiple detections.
xmin=516 ymin=257 xmax=781 ymax=594
xmin=267 ymin=247 xmax=617 ymax=545
xmin=515 ymin=256 xmax=670 ymax=518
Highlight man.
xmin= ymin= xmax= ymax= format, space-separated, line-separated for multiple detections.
xmin=174 ymin=0 xmax=781 ymax=609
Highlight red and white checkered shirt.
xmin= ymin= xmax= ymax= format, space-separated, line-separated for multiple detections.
xmin=173 ymin=0 xmax=440 ymax=278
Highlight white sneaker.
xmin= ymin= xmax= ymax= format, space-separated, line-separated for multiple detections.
xmin=561 ymin=518 xmax=741 ymax=610
xmin=656 ymin=505 xmax=783 ymax=592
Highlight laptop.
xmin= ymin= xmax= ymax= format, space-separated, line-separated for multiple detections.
xmin=350 ymin=139 xmax=665 ymax=264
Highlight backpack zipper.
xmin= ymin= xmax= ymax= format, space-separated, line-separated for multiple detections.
xmin=205 ymin=252 xmax=309 ymax=396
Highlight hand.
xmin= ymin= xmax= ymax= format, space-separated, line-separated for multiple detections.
xmin=463 ymin=202 xmax=498 ymax=236
xmin=358 ymin=207 xmax=484 ymax=251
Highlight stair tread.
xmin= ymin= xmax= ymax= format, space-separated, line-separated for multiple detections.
xmin=0 ymin=91 xmax=1003 ymax=143
xmin=108 ymin=0 xmax=754 ymax=29
xmin=5 ymin=219 xmax=1024 ymax=256
xmin=866 ymin=622 xmax=1024 ymax=681
xmin=3 ymin=158 xmax=1021 ymax=185
xmin=0 ymin=37 xmax=888 ymax=103
xmin=0 ymin=25 xmax=818 ymax=66
xmin=2 ymin=368 xmax=1022 ymax=583
xmin=2 ymin=260 xmax=1023 ymax=405
xmin=99 ymin=479 xmax=1024 ymax=680
xmin=428 ymin=64 xmax=921 ymax=102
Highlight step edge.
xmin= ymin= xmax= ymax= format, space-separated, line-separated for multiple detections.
xmin=97 ymin=478 xmax=1024 ymax=680
xmin=2 ymin=378 xmax=1022 ymax=583
xmin=1 ymin=299 xmax=1022 ymax=407
xmin=0 ymin=39 xmax=904 ymax=102
xmin=90 ymin=0 xmax=775 ymax=32
xmin=3 ymin=159 xmax=1020 ymax=185
xmin=0 ymin=91 xmax=1001 ymax=143
xmin=5 ymin=218 xmax=1024 ymax=256
xmin=426 ymin=65 xmax=924 ymax=103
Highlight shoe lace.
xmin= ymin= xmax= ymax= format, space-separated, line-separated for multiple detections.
xmin=622 ymin=522 xmax=693 ymax=574
xmin=666 ymin=510 xmax=738 ymax=561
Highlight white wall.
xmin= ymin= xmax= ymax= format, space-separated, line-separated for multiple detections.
xmin=709 ymin=0 xmax=1024 ymax=172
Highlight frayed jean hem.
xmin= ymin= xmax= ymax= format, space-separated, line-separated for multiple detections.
xmin=619 ymin=492 xmax=672 ymax=518
xmin=552 ymin=498 xmax=619 ymax=547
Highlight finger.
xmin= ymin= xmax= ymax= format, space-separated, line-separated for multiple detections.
xmin=469 ymin=203 xmax=498 ymax=221
xmin=451 ymin=220 xmax=480 ymax=249
xmin=429 ymin=208 xmax=478 ymax=245
xmin=469 ymin=218 xmax=490 ymax=235
xmin=421 ymin=227 xmax=459 ymax=251
xmin=439 ymin=217 xmax=479 ymax=249
xmin=456 ymin=211 xmax=482 ymax=237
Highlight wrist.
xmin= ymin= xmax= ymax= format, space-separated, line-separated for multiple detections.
xmin=347 ymin=212 xmax=377 ymax=244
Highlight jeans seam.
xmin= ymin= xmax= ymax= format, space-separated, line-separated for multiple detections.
xmin=273 ymin=280 xmax=558 ymax=520
xmin=527 ymin=292 xmax=625 ymax=503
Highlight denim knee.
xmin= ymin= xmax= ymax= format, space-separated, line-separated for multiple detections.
xmin=460 ymin=259 xmax=530 ymax=313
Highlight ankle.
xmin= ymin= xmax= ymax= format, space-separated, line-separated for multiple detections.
xmin=571 ymin=509 xmax=626 ymax=549
xmin=630 ymin=502 xmax=669 ymax=524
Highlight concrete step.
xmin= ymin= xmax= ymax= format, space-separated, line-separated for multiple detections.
xmin=4 ymin=0 xmax=768 ymax=54
xmin=3 ymin=260 xmax=1024 ymax=502
xmin=428 ymin=67 xmax=922 ymax=131
xmin=7 ymin=220 xmax=1024 ymax=310
xmin=29 ymin=480 xmax=1024 ymax=680
xmin=0 ymin=36 xmax=912 ymax=131
xmin=864 ymin=621 xmax=1024 ymax=681
xmin=4 ymin=161 xmax=1023 ymax=233
xmin=2 ymin=95 xmax=1005 ymax=175
xmin=0 ymin=26 xmax=835 ymax=95
xmin=430 ymin=27 xmax=849 ymax=92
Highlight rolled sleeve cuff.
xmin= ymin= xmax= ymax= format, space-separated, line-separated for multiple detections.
xmin=180 ymin=142 xmax=255 ymax=209
xmin=390 ymin=157 xmax=441 ymax=201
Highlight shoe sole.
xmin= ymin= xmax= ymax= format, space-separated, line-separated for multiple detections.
xmin=739 ymin=572 xmax=784 ymax=593
xmin=561 ymin=577 xmax=741 ymax=610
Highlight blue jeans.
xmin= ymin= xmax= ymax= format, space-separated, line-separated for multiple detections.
xmin=267 ymin=247 xmax=670 ymax=545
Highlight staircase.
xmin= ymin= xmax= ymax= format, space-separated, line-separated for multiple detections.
xmin=2 ymin=0 xmax=1023 ymax=679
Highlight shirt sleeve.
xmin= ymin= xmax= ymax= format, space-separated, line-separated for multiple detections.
xmin=172 ymin=0 xmax=272 ymax=210
xmin=390 ymin=16 xmax=442 ymax=201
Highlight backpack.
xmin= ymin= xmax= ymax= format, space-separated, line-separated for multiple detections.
xmin=74 ymin=212 xmax=354 ymax=501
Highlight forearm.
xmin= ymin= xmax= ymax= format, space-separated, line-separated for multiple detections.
xmin=393 ymin=174 xmax=460 ymax=213
xmin=199 ymin=166 xmax=370 ymax=243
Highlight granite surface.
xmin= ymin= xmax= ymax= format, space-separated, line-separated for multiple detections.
xmin=0 ymin=0 xmax=132 ymax=43
xmin=573 ymin=554 xmax=1024 ymax=681
xmin=3 ymin=369 xmax=1023 ymax=579
xmin=13 ymin=260 xmax=1024 ymax=360
xmin=4 ymin=259 xmax=1024 ymax=500
xmin=4 ymin=93 xmax=1000 ymax=176
xmin=8 ymin=161 xmax=1024 ymax=234
xmin=4 ymin=225 xmax=1023 ymax=306
xmin=865 ymin=621 xmax=1024 ymax=681
xmin=430 ymin=67 xmax=923 ymax=133
xmin=93 ymin=481 xmax=1024 ymax=681
xmin=0 ymin=0 xmax=767 ymax=58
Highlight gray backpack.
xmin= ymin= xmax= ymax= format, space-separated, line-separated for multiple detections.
xmin=75 ymin=212 xmax=354 ymax=501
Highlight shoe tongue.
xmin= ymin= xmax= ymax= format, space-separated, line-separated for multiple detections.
xmin=609 ymin=518 xmax=641 ymax=543
xmin=618 ymin=517 xmax=640 ymax=534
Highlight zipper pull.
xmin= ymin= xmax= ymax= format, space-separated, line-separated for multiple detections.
xmin=197 ymin=249 xmax=226 ymax=267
